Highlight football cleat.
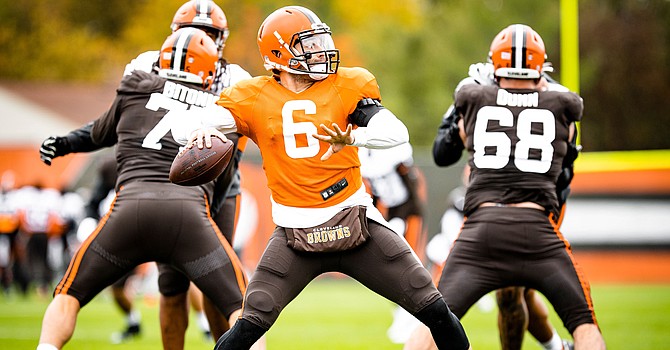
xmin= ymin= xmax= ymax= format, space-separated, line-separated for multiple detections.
xmin=110 ymin=324 xmax=141 ymax=344
xmin=562 ymin=339 xmax=575 ymax=350
xmin=203 ymin=330 xmax=213 ymax=342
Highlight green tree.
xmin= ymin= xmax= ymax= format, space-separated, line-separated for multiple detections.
xmin=1 ymin=0 xmax=668 ymax=151
xmin=0 ymin=0 xmax=123 ymax=81
xmin=579 ymin=0 xmax=670 ymax=151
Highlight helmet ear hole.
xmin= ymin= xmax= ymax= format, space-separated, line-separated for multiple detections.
xmin=271 ymin=50 xmax=282 ymax=58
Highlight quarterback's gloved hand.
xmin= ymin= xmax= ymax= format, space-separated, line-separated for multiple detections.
xmin=39 ymin=136 xmax=70 ymax=166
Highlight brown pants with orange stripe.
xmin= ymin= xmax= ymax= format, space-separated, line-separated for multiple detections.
xmin=54 ymin=182 xmax=246 ymax=319
xmin=240 ymin=220 xmax=442 ymax=330
xmin=437 ymin=206 xmax=599 ymax=334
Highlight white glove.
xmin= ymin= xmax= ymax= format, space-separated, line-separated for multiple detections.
xmin=467 ymin=62 xmax=496 ymax=85
xmin=123 ymin=51 xmax=159 ymax=76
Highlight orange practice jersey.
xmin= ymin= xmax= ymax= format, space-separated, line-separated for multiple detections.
xmin=217 ymin=67 xmax=381 ymax=208
xmin=237 ymin=135 xmax=249 ymax=153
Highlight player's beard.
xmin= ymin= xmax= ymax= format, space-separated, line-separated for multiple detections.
xmin=294 ymin=73 xmax=317 ymax=90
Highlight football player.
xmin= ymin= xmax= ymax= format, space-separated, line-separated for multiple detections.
xmin=404 ymin=24 xmax=606 ymax=350
xmin=145 ymin=2 xmax=253 ymax=347
xmin=429 ymin=45 xmax=580 ymax=350
xmin=35 ymin=28 xmax=252 ymax=350
xmin=172 ymin=6 xmax=471 ymax=350
xmin=39 ymin=1 xmax=257 ymax=348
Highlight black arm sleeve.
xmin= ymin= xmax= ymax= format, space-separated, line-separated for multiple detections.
xmin=63 ymin=122 xmax=104 ymax=154
xmin=432 ymin=105 xmax=464 ymax=167
xmin=348 ymin=98 xmax=385 ymax=127
xmin=63 ymin=106 xmax=120 ymax=154
xmin=556 ymin=127 xmax=581 ymax=208
xmin=91 ymin=98 xmax=123 ymax=148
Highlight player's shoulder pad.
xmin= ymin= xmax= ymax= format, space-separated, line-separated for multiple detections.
xmin=454 ymin=77 xmax=480 ymax=94
xmin=332 ymin=67 xmax=381 ymax=104
xmin=544 ymin=90 xmax=583 ymax=122
xmin=118 ymin=70 xmax=164 ymax=94
xmin=544 ymin=82 xmax=570 ymax=92
xmin=333 ymin=67 xmax=376 ymax=87
xmin=456 ymin=72 xmax=495 ymax=93
xmin=455 ymin=82 xmax=488 ymax=102
xmin=219 ymin=76 xmax=273 ymax=104
xmin=556 ymin=91 xmax=583 ymax=109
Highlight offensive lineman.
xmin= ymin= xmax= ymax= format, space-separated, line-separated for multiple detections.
xmin=36 ymin=28 xmax=250 ymax=350
xmin=405 ymin=24 xmax=606 ymax=350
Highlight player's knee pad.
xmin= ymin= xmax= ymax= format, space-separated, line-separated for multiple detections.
xmin=214 ymin=318 xmax=267 ymax=350
xmin=407 ymin=265 xmax=433 ymax=290
xmin=245 ymin=289 xmax=275 ymax=313
xmin=241 ymin=286 xmax=283 ymax=330
xmin=414 ymin=298 xmax=470 ymax=350
xmin=398 ymin=265 xmax=435 ymax=310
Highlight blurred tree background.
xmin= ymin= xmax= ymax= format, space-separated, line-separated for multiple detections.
xmin=0 ymin=0 xmax=668 ymax=152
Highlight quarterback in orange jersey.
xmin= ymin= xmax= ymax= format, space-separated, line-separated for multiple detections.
xmin=220 ymin=67 xmax=381 ymax=209
xmin=173 ymin=6 xmax=471 ymax=350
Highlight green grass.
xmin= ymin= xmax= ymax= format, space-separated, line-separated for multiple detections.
xmin=1 ymin=279 xmax=669 ymax=349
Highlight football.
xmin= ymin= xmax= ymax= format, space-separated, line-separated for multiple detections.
xmin=169 ymin=136 xmax=235 ymax=186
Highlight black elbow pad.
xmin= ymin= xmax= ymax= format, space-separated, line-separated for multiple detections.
xmin=348 ymin=98 xmax=385 ymax=127
xmin=563 ymin=128 xmax=581 ymax=168
xmin=556 ymin=128 xmax=581 ymax=207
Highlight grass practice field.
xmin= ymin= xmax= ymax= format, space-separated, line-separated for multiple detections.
xmin=1 ymin=277 xmax=669 ymax=349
